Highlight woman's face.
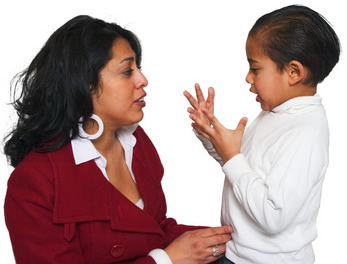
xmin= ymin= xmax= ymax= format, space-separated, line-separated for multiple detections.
xmin=92 ymin=38 xmax=148 ymax=130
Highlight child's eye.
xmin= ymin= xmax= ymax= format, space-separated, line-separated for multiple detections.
xmin=250 ymin=67 xmax=258 ymax=73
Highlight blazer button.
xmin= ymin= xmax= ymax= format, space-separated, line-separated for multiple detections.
xmin=110 ymin=245 xmax=125 ymax=258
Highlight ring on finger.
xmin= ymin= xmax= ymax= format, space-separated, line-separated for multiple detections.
xmin=212 ymin=244 xmax=221 ymax=257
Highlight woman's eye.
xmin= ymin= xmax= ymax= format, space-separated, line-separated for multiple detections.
xmin=123 ymin=69 xmax=134 ymax=76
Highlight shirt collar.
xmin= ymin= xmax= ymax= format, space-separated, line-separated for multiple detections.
xmin=271 ymin=94 xmax=322 ymax=114
xmin=71 ymin=123 xmax=138 ymax=165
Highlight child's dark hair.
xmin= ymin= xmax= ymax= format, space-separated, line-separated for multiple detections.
xmin=248 ymin=5 xmax=340 ymax=86
xmin=4 ymin=15 xmax=142 ymax=167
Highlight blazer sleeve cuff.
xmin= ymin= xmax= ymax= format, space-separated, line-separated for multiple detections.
xmin=148 ymin=249 xmax=173 ymax=264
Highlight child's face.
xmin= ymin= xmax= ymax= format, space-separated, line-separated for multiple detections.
xmin=245 ymin=37 xmax=290 ymax=111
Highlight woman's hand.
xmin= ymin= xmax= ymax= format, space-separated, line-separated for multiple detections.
xmin=164 ymin=225 xmax=233 ymax=264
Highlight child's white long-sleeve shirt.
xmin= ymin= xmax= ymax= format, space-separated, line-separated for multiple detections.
xmin=197 ymin=95 xmax=329 ymax=264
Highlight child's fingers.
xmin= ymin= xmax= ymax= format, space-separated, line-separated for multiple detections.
xmin=187 ymin=107 xmax=195 ymax=114
xmin=236 ymin=117 xmax=248 ymax=133
xmin=202 ymin=108 xmax=223 ymax=132
xmin=189 ymin=108 xmax=206 ymax=125
xmin=189 ymin=110 xmax=213 ymax=138
xmin=195 ymin=83 xmax=206 ymax=104
xmin=191 ymin=123 xmax=211 ymax=140
xmin=183 ymin=90 xmax=199 ymax=110
xmin=206 ymin=87 xmax=215 ymax=110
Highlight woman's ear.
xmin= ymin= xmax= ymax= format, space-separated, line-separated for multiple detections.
xmin=286 ymin=60 xmax=306 ymax=85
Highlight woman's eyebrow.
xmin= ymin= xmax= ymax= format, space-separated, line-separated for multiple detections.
xmin=120 ymin=57 xmax=135 ymax=64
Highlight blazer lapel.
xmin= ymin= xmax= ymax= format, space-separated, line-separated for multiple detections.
xmin=51 ymin=143 xmax=165 ymax=237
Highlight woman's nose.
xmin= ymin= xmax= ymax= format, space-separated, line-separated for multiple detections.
xmin=137 ymin=70 xmax=148 ymax=88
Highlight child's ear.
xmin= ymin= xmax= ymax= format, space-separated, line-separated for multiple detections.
xmin=286 ymin=60 xmax=306 ymax=85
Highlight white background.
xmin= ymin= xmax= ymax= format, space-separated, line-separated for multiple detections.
xmin=0 ymin=0 xmax=345 ymax=263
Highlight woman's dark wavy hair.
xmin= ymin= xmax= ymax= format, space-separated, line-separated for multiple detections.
xmin=248 ymin=5 xmax=341 ymax=86
xmin=4 ymin=15 xmax=142 ymax=167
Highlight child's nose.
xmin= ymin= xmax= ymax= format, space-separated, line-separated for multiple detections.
xmin=245 ymin=71 xmax=253 ymax=84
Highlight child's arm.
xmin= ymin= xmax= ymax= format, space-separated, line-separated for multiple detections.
xmin=184 ymin=84 xmax=223 ymax=165
xmin=184 ymin=88 xmax=326 ymax=235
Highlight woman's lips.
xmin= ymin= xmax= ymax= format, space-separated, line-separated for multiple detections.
xmin=134 ymin=96 xmax=146 ymax=107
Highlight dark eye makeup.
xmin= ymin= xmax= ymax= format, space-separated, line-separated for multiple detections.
xmin=123 ymin=68 xmax=134 ymax=76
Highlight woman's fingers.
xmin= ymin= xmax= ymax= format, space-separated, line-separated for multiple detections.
xmin=199 ymin=227 xmax=232 ymax=261
xmin=209 ymin=243 xmax=227 ymax=260
xmin=200 ymin=225 xmax=233 ymax=238
xmin=196 ymin=226 xmax=233 ymax=248
xmin=164 ymin=226 xmax=232 ymax=264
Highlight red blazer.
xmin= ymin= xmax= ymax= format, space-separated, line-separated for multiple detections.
xmin=5 ymin=126 xmax=201 ymax=263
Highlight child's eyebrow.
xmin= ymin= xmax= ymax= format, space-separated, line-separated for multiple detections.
xmin=247 ymin=58 xmax=258 ymax=64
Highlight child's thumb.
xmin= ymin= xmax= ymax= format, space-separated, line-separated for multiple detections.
xmin=236 ymin=117 xmax=248 ymax=132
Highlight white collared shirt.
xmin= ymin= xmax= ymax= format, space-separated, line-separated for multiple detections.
xmin=71 ymin=123 xmax=144 ymax=208
xmin=198 ymin=94 xmax=329 ymax=264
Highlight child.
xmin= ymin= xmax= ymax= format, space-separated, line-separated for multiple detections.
xmin=184 ymin=5 xmax=340 ymax=264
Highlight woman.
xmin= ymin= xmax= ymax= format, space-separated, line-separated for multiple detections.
xmin=3 ymin=15 xmax=232 ymax=263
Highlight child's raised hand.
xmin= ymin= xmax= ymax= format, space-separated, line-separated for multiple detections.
xmin=190 ymin=105 xmax=248 ymax=164
xmin=183 ymin=83 xmax=215 ymax=127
